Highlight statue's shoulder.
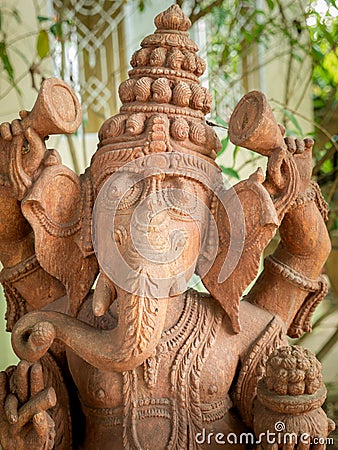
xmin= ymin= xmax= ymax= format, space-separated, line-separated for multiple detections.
xmin=194 ymin=288 xmax=280 ymax=341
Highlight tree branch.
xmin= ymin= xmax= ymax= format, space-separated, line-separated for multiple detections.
xmin=189 ymin=0 xmax=224 ymax=24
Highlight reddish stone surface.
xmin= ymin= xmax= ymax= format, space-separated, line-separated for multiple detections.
xmin=0 ymin=5 xmax=334 ymax=449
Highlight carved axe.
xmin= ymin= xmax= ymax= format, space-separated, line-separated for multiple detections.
xmin=228 ymin=91 xmax=302 ymax=218
xmin=20 ymin=77 xmax=82 ymax=138
xmin=228 ymin=90 xmax=285 ymax=156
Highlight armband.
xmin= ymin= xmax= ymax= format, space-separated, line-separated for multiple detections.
xmin=289 ymin=181 xmax=329 ymax=222
xmin=265 ymin=255 xmax=328 ymax=338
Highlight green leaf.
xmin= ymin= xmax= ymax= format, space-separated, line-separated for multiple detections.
xmin=0 ymin=40 xmax=20 ymax=94
xmin=321 ymin=158 xmax=334 ymax=174
xmin=219 ymin=166 xmax=240 ymax=180
xmin=265 ymin=0 xmax=275 ymax=11
xmin=37 ymin=16 xmax=51 ymax=23
xmin=232 ymin=145 xmax=240 ymax=167
xmin=217 ymin=135 xmax=230 ymax=157
xmin=0 ymin=41 xmax=14 ymax=81
xmin=281 ymin=108 xmax=303 ymax=136
xmin=50 ymin=22 xmax=63 ymax=39
xmin=214 ymin=116 xmax=228 ymax=128
xmin=36 ymin=30 xmax=50 ymax=59
xmin=13 ymin=8 xmax=21 ymax=23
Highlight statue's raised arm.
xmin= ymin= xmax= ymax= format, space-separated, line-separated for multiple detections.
xmin=228 ymin=90 xmax=331 ymax=338
xmin=0 ymin=78 xmax=85 ymax=326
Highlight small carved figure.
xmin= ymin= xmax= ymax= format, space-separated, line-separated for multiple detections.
xmin=0 ymin=5 xmax=335 ymax=449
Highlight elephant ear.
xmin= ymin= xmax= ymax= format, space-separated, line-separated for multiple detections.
xmin=198 ymin=169 xmax=279 ymax=333
xmin=22 ymin=154 xmax=98 ymax=316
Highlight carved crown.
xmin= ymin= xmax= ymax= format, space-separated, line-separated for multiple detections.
xmin=94 ymin=4 xmax=221 ymax=168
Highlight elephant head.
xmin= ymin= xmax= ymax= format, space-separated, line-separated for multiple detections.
xmin=12 ymin=152 xmax=219 ymax=372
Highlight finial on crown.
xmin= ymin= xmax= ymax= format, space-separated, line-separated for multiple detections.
xmin=154 ymin=4 xmax=191 ymax=32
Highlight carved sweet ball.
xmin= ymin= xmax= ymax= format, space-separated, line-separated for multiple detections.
xmin=265 ymin=345 xmax=322 ymax=396
xmin=119 ymin=79 xmax=136 ymax=103
xmin=134 ymin=77 xmax=153 ymax=102
xmin=190 ymin=85 xmax=205 ymax=111
xmin=149 ymin=47 xmax=167 ymax=67
xmin=130 ymin=50 xmax=138 ymax=68
xmin=152 ymin=78 xmax=172 ymax=103
xmin=191 ymin=85 xmax=212 ymax=114
xmin=172 ymin=82 xmax=192 ymax=107
xmin=171 ymin=118 xmax=189 ymax=141
xmin=203 ymin=89 xmax=213 ymax=114
xmin=154 ymin=4 xmax=191 ymax=32
xmin=126 ymin=113 xmax=146 ymax=135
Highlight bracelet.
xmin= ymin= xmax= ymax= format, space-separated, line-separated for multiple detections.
xmin=289 ymin=181 xmax=329 ymax=221
xmin=265 ymin=255 xmax=328 ymax=338
xmin=257 ymin=380 xmax=326 ymax=415
xmin=288 ymin=279 xmax=328 ymax=338
xmin=265 ymin=255 xmax=321 ymax=292
xmin=0 ymin=254 xmax=39 ymax=284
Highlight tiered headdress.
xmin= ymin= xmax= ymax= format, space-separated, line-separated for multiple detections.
xmin=91 ymin=4 xmax=221 ymax=187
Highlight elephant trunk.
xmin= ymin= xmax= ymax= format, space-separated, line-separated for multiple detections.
xmin=11 ymin=292 xmax=168 ymax=372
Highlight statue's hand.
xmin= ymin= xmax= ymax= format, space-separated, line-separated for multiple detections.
xmin=283 ymin=135 xmax=314 ymax=193
xmin=254 ymin=404 xmax=335 ymax=450
xmin=0 ymin=361 xmax=56 ymax=450
xmin=254 ymin=346 xmax=335 ymax=450
xmin=263 ymin=134 xmax=313 ymax=208
xmin=0 ymin=112 xmax=47 ymax=199
xmin=0 ymin=116 xmax=47 ymax=262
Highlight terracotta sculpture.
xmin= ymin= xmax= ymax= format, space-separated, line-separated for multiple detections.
xmin=0 ymin=5 xmax=335 ymax=449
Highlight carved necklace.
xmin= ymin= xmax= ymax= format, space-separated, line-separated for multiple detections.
xmin=122 ymin=289 xmax=224 ymax=450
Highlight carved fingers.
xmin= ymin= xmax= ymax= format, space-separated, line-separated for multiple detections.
xmin=0 ymin=117 xmax=47 ymax=200
xmin=13 ymin=360 xmax=30 ymax=403
xmin=4 ymin=393 xmax=19 ymax=424
xmin=0 ymin=119 xmax=25 ymax=142
xmin=0 ymin=361 xmax=56 ymax=450
xmin=264 ymin=134 xmax=313 ymax=215
xmin=0 ymin=121 xmax=13 ymax=141
xmin=22 ymin=127 xmax=47 ymax=179
xmin=283 ymin=136 xmax=314 ymax=194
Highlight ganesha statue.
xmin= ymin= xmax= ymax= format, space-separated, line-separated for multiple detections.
xmin=0 ymin=5 xmax=335 ymax=450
